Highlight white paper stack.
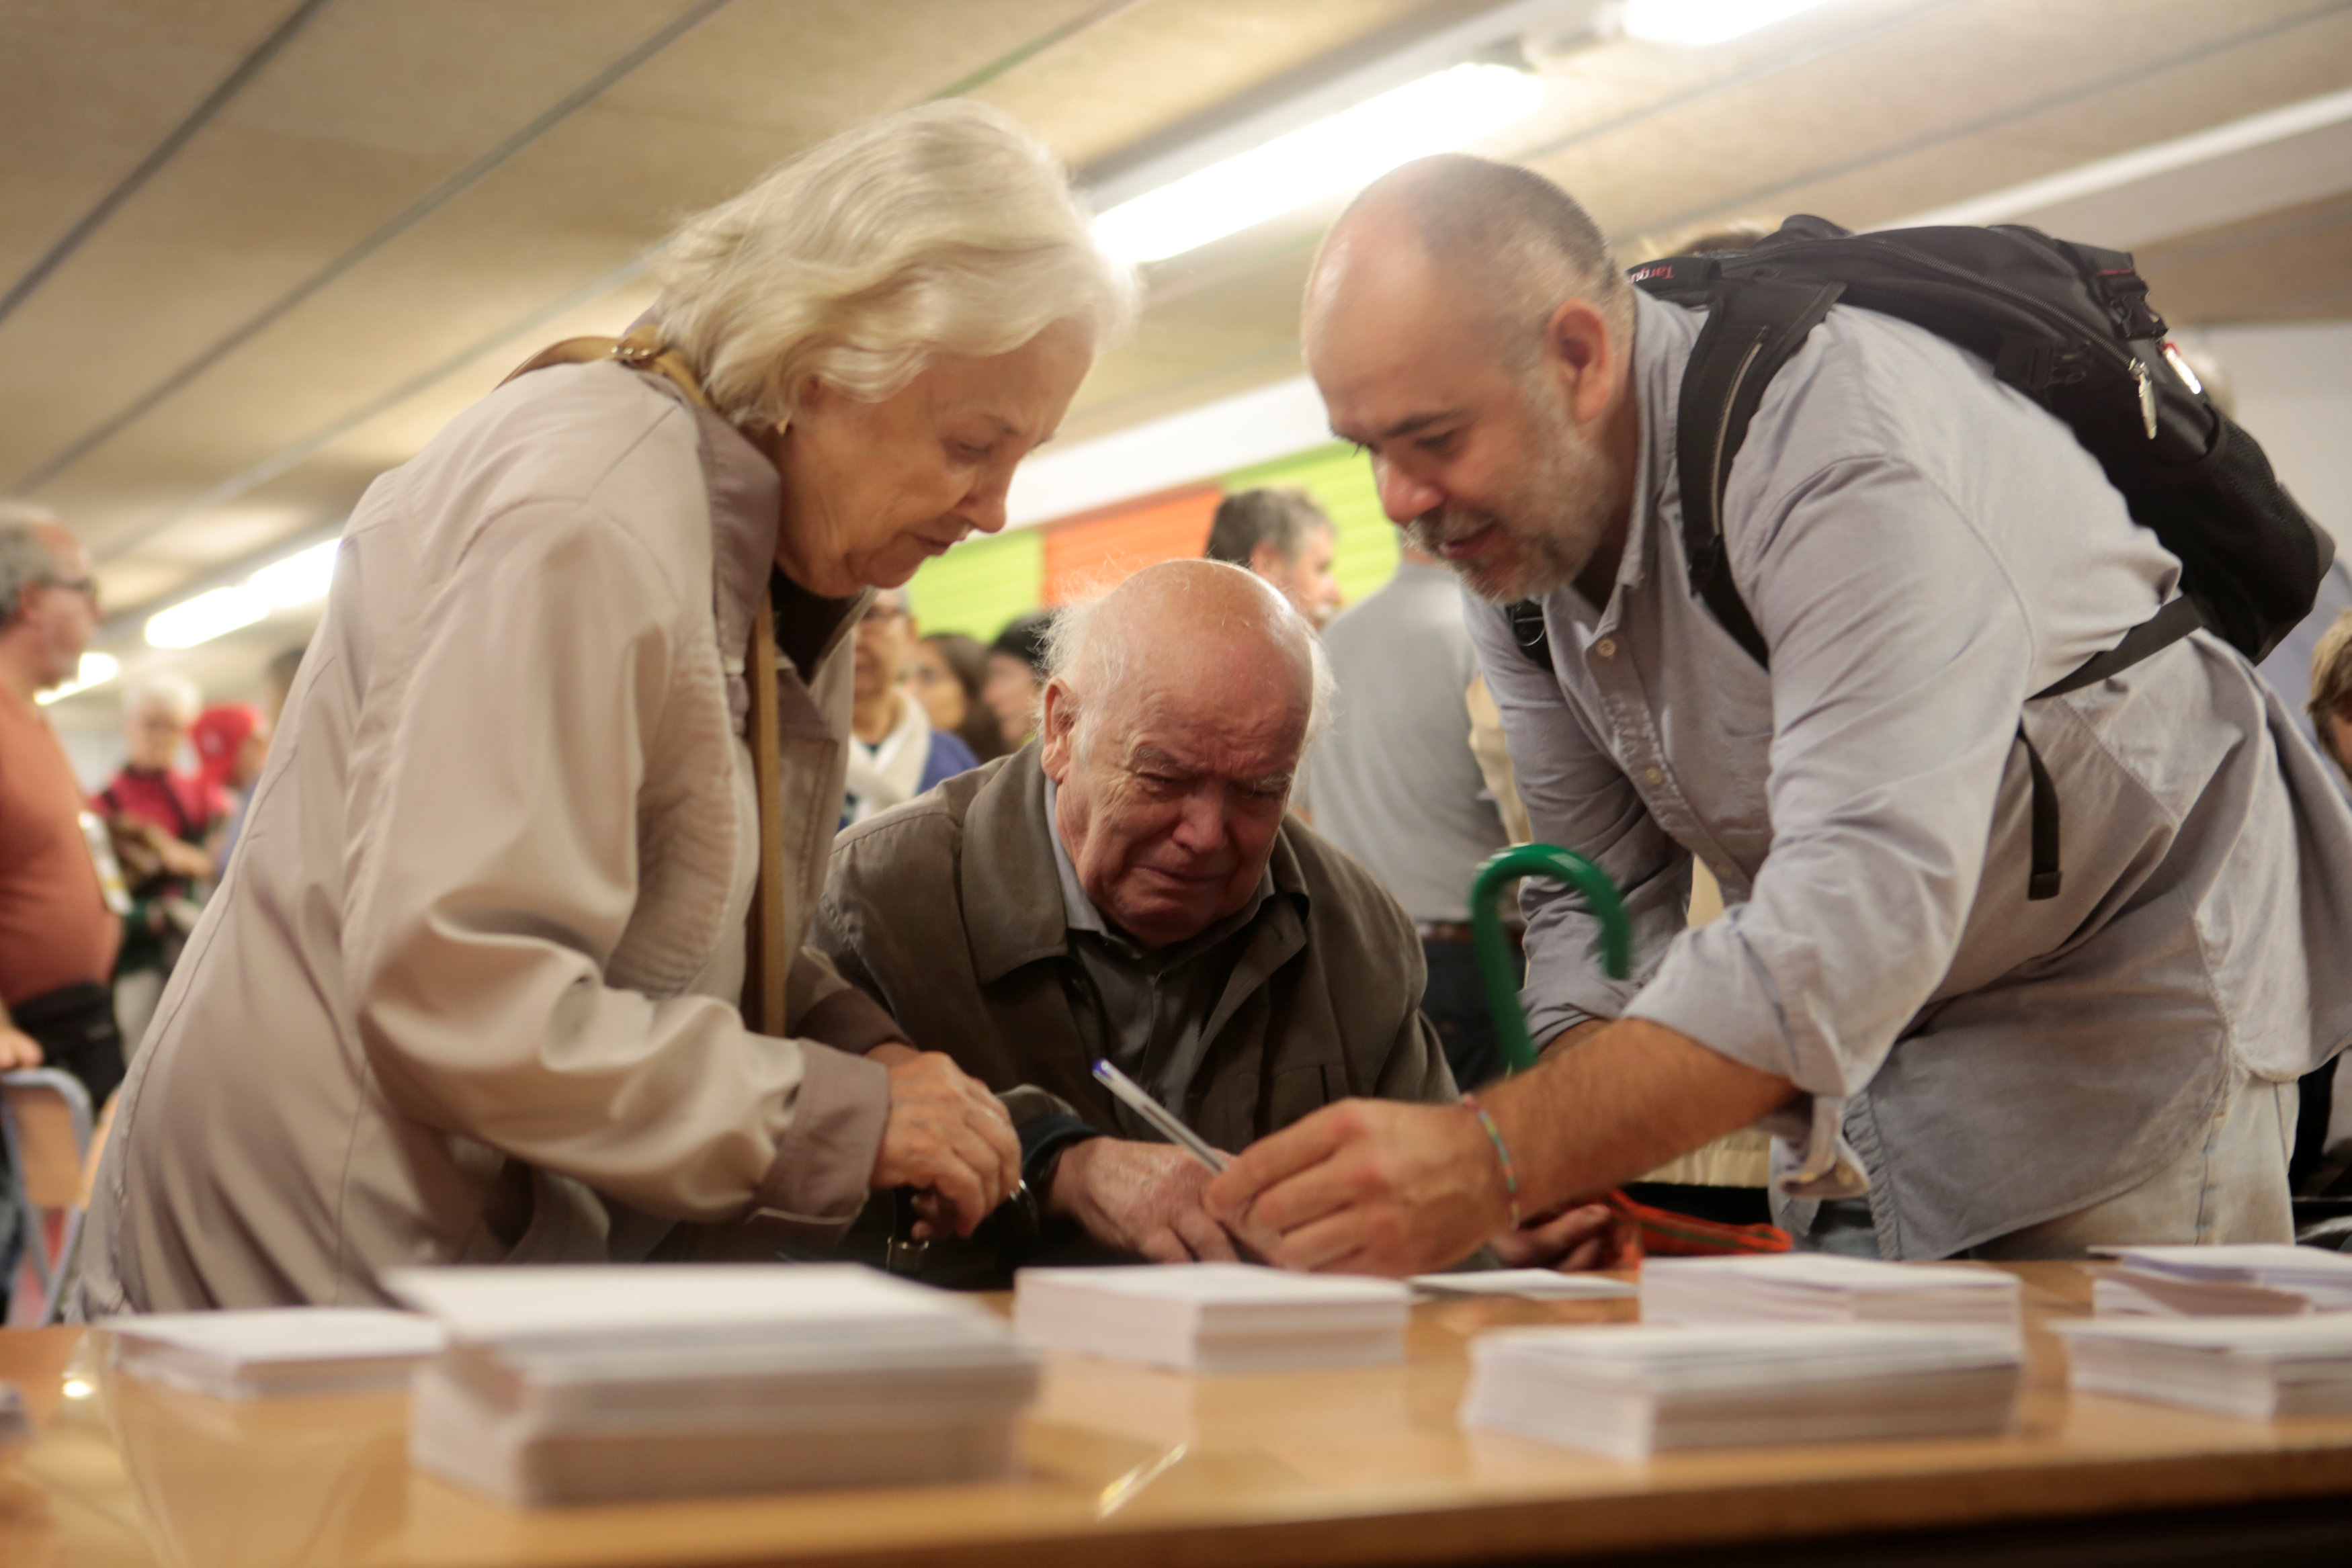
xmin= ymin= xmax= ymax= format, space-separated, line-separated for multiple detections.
xmin=1640 ymin=1254 xmax=2021 ymax=1335
xmin=384 ymin=1264 xmax=1039 ymax=1508
xmin=1013 ymin=1263 xmax=1412 ymax=1372
xmin=2058 ymin=1315 xmax=2352 ymax=1418
xmin=1411 ymin=1270 xmax=1638 ymax=1302
xmin=1462 ymin=1323 xmax=2025 ymax=1461
xmin=2092 ymin=1245 xmax=2352 ymax=1317
xmin=103 ymin=1308 xmax=445 ymax=1398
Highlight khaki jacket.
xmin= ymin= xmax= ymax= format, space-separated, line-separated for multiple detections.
xmin=810 ymin=749 xmax=1457 ymax=1155
xmin=81 ymin=360 xmax=897 ymax=1313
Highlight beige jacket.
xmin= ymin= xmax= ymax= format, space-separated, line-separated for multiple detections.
xmin=80 ymin=359 xmax=898 ymax=1313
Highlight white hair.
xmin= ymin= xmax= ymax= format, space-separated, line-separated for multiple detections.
xmin=653 ymin=100 xmax=1137 ymax=429
xmin=1043 ymin=564 xmax=1337 ymax=755
xmin=124 ymin=671 xmax=201 ymax=724
xmin=0 ymin=503 xmax=65 ymax=626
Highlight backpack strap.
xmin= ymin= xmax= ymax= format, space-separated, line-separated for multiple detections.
xmin=2014 ymin=595 xmax=2205 ymax=902
xmin=1671 ymin=276 xmax=1845 ymax=669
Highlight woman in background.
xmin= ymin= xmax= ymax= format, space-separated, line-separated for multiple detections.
xmin=907 ymin=631 xmax=1007 ymax=763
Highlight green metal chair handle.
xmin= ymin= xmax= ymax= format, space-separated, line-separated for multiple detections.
xmin=1470 ymin=844 xmax=1632 ymax=1076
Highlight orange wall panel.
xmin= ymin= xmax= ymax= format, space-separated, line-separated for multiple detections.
xmin=1040 ymin=484 xmax=1220 ymax=604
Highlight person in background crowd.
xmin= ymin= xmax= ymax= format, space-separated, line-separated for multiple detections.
xmin=2313 ymin=610 xmax=2352 ymax=777
xmin=843 ymin=589 xmax=978 ymax=824
xmin=190 ymin=703 xmax=271 ymax=868
xmin=80 ymin=99 xmax=1130 ymax=1315
xmin=2300 ymin=609 xmax=2352 ymax=1197
xmin=0 ymin=507 xmax=125 ymax=1102
xmin=1203 ymin=487 xmax=1345 ymax=628
xmin=100 ymin=672 xmax=218 ymax=1055
xmin=984 ymin=610 xmax=1052 ymax=746
xmin=1210 ymin=153 xmax=2352 ymax=1274
xmin=1304 ymin=543 xmax=1512 ymax=1089
xmin=909 ymin=631 xmax=1009 ymax=762
xmin=810 ymin=562 xmax=1589 ymax=1277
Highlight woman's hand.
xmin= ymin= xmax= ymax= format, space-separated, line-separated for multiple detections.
xmin=869 ymin=1052 xmax=1021 ymax=1237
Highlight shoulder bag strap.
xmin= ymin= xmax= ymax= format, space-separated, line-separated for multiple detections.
xmin=742 ymin=583 xmax=789 ymax=1036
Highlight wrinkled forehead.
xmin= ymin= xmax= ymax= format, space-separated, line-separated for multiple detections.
xmin=1093 ymin=636 xmax=1309 ymax=778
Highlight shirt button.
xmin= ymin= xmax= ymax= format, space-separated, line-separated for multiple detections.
xmin=1595 ymin=638 xmax=1618 ymax=658
xmin=1644 ymin=766 xmax=1666 ymax=787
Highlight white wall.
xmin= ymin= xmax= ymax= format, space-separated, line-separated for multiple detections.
xmin=2177 ymin=320 xmax=2352 ymax=554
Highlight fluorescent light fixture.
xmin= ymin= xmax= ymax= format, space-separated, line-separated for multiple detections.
xmin=248 ymin=538 xmax=340 ymax=607
xmin=1092 ymin=62 xmax=1548 ymax=264
xmin=146 ymin=586 xmax=269 ymax=650
xmin=142 ymin=537 xmax=339 ymax=650
xmin=36 ymin=650 xmax=120 ymax=706
xmin=1613 ymin=0 xmax=1833 ymax=47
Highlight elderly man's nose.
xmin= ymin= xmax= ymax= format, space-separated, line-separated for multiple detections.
xmin=1169 ymin=791 xmax=1228 ymax=854
xmin=1376 ymin=458 xmax=1441 ymax=524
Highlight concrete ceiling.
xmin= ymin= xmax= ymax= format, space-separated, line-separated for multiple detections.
xmin=9 ymin=0 xmax=2351 ymax=721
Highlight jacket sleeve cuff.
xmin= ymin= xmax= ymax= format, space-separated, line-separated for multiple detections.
xmin=792 ymin=985 xmax=903 ymax=1056
xmin=746 ymin=1043 xmax=891 ymax=1245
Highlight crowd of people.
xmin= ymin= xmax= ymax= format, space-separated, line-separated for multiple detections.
xmin=1 ymin=97 xmax=2348 ymax=1320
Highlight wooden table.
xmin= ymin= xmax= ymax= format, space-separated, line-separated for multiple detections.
xmin=4 ymin=1264 xmax=2350 ymax=1568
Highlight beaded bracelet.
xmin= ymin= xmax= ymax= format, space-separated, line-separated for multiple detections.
xmin=1460 ymin=1092 xmax=1523 ymax=1230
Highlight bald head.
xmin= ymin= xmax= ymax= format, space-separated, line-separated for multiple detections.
xmin=1308 ymin=155 xmax=1628 ymax=369
xmin=1046 ymin=559 xmax=1324 ymax=749
xmin=1040 ymin=560 xmax=1329 ymax=946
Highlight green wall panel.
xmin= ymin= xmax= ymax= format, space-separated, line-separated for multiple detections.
xmin=1220 ymin=441 xmax=1400 ymax=608
xmin=905 ymin=527 xmax=1046 ymax=640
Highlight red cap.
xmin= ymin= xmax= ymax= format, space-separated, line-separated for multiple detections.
xmin=190 ymin=705 xmax=261 ymax=791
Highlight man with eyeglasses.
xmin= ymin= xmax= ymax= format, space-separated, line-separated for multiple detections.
xmin=0 ymin=505 xmax=126 ymax=1104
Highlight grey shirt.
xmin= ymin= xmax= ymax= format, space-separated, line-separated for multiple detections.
xmin=1306 ymin=559 xmax=1511 ymax=922
xmin=1478 ymin=288 xmax=2352 ymax=1259
xmin=1044 ymin=777 xmax=1275 ymax=1110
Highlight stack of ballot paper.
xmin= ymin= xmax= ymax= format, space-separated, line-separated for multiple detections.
xmin=1462 ymin=1323 xmax=2025 ymax=1461
xmin=384 ymin=1264 xmax=1039 ymax=1508
xmin=2092 ymin=1245 xmax=2352 ymax=1317
xmin=104 ymin=1308 xmax=445 ymax=1398
xmin=1641 ymin=1253 xmax=2021 ymax=1334
xmin=1411 ymin=1270 xmax=1638 ymax=1302
xmin=1013 ymin=1263 xmax=1412 ymax=1372
xmin=2058 ymin=1315 xmax=2352 ymax=1419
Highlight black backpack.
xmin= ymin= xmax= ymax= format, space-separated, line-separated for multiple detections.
xmin=1509 ymin=214 xmax=2336 ymax=901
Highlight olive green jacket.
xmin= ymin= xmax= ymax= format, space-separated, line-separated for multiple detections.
xmin=810 ymin=748 xmax=1458 ymax=1155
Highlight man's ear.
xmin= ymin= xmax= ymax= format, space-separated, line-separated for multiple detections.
xmin=1038 ymin=679 xmax=1077 ymax=782
xmin=1542 ymin=298 xmax=1620 ymax=429
xmin=1247 ymin=540 xmax=1289 ymax=583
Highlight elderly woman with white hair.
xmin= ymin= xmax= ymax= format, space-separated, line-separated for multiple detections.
xmin=98 ymin=671 xmax=220 ymax=1059
xmin=81 ymin=102 xmax=1134 ymax=1313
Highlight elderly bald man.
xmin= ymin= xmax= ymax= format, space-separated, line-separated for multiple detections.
xmin=810 ymin=560 xmax=1511 ymax=1270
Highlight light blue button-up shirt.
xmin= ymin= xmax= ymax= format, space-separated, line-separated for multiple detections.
xmin=1474 ymin=288 xmax=2352 ymax=1259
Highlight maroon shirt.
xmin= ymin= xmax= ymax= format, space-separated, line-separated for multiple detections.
xmin=0 ymin=688 xmax=121 ymax=1004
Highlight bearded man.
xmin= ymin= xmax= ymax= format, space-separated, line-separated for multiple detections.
xmin=1207 ymin=156 xmax=2352 ymax=1271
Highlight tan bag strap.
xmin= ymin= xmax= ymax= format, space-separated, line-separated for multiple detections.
xmin=500 ymin=323 xmax=714 ymax=412
xmin=503 ymin=328 xmax=786 ymax=1033
xmin=742 ymin=582 xmax=790 ymax=1036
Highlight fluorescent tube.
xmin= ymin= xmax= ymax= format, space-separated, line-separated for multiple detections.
xmin=248 ymin=538 xmax=340 ymax=607
xmin=1092 ymin=62 xmax=1548 ymax=264
xmin=146 ymin=586 xmax=269 ymax=650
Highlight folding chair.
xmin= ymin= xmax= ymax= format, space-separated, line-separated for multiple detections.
xmin=2 ymin=1068 xmax=95 ymax=1327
